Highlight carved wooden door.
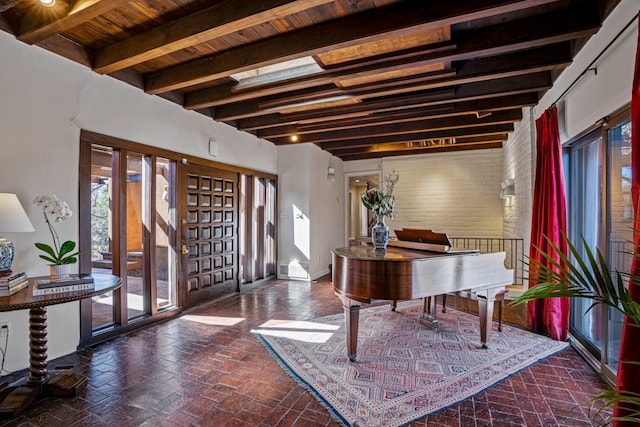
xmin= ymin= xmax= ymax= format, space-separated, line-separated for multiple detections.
xmin=179 ymin=162 xmax=238 ymax=307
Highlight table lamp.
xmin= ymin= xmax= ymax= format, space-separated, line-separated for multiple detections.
xmin=0 ymin=193 xmax=35 ymax=277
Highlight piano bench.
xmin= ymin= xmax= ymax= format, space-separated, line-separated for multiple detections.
xmin=440 ymin=289 xmax=509 ymax=332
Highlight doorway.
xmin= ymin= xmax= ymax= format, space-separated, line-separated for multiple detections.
xmin=345 ymin=172 xmax=380 ymax=246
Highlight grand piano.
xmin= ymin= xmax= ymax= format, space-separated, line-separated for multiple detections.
xmin=332 ymin=242 xmax=513 ymax=361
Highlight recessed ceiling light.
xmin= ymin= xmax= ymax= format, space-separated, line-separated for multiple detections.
xmin=290 ymin=135 xmax=299 ymax=142
xmin=40 ymin=0 xmax=56 ymax=6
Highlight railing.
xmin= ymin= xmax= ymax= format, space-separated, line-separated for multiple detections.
xmin=610 ymin=240 xmax=633 ymax=274
xmin=450 ymin=237 xmax=525 ymax=286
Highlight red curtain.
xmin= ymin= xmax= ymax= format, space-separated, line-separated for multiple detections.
xmin=613 ymin=13 xmax=640 ymax=425
xmin=528 ymin=106 xmax=569 ymax=341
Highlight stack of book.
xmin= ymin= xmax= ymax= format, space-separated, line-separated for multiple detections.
xmin=0 ymin=272 xmax=29 ymax=296
xmin=33 ymin=274 xmax=95 ymax=296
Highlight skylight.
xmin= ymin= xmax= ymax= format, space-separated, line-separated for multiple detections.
xmin=230 ymin=56 xmax=323 ymax=90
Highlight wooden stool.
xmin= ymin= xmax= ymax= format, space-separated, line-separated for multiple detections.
xmin=439 ymin=289 xmax=509 ymax=331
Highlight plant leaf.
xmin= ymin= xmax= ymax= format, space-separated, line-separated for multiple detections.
xmin=58 ymin=240 xmax=76 ymax=257
xmin=34 ymin=243 xmax=56 ymax=259
xmin=37 ymin=254 xmax=57 ymax=264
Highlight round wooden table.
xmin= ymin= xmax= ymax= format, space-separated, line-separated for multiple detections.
xmin=0 ymin=273 xmax=121 ymax=418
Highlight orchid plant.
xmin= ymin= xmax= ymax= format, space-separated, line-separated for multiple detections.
xmin=33 ymin=194 xmax=80 ymax=265
xmin=361 ymin=170 xmax=400 ymax=218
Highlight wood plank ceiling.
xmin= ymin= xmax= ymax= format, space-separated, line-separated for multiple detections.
xmin=0 ymin=0 xmax=620 ymax=160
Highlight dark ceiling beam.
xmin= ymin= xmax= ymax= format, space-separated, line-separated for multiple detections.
xmin=258 ymin=105 xmax=456 ymax=138
xmin=268 ymin=109 xmax=522 ymax=145
xmin=226 ymin=71 xmax=550 ymax=127
xmin=238 ymin=92 xmax=539 ymax=132
xmin=216 ymin=44 xmax=570 ymax=121
xmin=184 ymin=42 xmax=458 ymax=110
xmin=17 ymin=0 xmax=129 ymax=45
xmin=184 ymin=2 xmax=595 ymax=110
xmin=334 ymin=141 xmax=504 ymax=161
xmin=219 ymin=72 xmax=458 ymax=120
xmin=36 ymin=32 xmax=92 ymax=67
xmin=92 ymin=0 xmax=333 ymax=74
xmin=262 ymin=93 xmax=538 ymax=137
xmin=145 ymin=0 xmax=557 ymax=94
xmin=313 ymin=123 xmax=515 ymax=149
xmin=218 ymin=88 xmax=456 ymax=122
xmin=328 ymin=133 xmax=508 ymax=155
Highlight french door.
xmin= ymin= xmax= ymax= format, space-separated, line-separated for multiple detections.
xmin=566 ymin=109 xmax=632 ymax=382
xmin=79 ymin=130 xmax=276 ymax=344
xmin=80 ymin=141 xmax=179 ymax=341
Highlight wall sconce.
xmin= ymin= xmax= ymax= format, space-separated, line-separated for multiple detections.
xmin=327 ymin=167 xmax=336 ymax=182
xmin=500 ymin=179 xmax=515 ymax=199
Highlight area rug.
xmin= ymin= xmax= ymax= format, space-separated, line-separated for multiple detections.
xmin=254 ymin=300 xmax=568 ymax=427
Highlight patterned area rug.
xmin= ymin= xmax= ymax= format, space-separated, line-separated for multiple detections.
xmin=255 ymin=300 xmax=568 ymax=427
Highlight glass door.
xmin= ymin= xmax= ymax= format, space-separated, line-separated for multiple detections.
xmin=603 ymin=119 xmax=632 ymax=381
xmin=566 ymin=113 xmax=631 ymax=383
xmin=83 ymin=142 xmax=178 ymax=336
xmin=568 ymin=134 xmax=603 ymax=357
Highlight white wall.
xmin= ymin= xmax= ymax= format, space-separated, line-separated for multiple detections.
xmin=382 ymin=151 xmax=504 ymax=237
xmin=535 ymin=0 xmax=637 ymax=134
xmin=0 ymin=31 xmax=277 ymax=371
xmin=277 ymin=144 xmax=343 ymax=280
xmin=503 ymin=107 xmax=535 ymax=249
xmin=511 ymin=0 xmax=637 ymax=288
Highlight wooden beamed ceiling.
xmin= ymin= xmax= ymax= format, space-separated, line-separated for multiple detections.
xmin=0 ymin=0 xmax=620 ymax=160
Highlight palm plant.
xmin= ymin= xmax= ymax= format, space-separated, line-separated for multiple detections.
xmin=511 ymin=235 xmax=640 ymax=425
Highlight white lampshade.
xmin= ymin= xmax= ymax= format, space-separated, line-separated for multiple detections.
xmin=0 ymin=193 xmax=34 ymax=275
xmin=0 ymin=193 xmax=35 ymax=232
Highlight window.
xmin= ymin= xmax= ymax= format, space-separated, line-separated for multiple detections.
xmin=79 ymin=131 xmax=277 ymax=344
xmin=83 ymin=143 xmax=178 ymax=336
xmin=565 ymin=107 xmax=631 ymax=382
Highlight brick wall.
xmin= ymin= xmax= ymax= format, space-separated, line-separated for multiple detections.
xmin=503 ymin=107 xmax=534 ymax=254
xmin=383 ymin=150 xmax=504 ymax=237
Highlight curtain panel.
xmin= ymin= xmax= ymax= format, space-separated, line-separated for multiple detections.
xmin=528 ymin=106 xmax=569 ymax=341
xmin=613 ymin=13 xmax=640 ymax=425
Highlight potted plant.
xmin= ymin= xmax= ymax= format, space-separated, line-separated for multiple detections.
xmin=33 ymin=194 xmax=80 ymax=277
xmin=360 ymin=170 xmax=399 ymax=252
xmin=512 ymin=236 xmax=640 ymax=424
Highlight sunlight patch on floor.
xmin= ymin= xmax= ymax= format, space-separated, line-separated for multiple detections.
xmin=93 ymin=293 xmax=169 ymax=310
xmin=181 ymin=314 xmax=245 ymax=326
xmin=252 ymin=319 xmax=339 ymax=343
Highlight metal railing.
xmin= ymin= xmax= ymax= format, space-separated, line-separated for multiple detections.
xmin=609 ymin=240 xmax=633 ymax=274
xmin=450 ymin=237 xmax=525 ymax=286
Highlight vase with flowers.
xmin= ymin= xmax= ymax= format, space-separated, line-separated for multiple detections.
xmin=361 ymin=170 xmax=399 ymax=252
xmin=33 ymin=194 xmax=79 ymax=278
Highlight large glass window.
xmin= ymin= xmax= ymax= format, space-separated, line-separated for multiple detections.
xmin=566 ymin=110 xmax=631 ymax=380
xmin=568 ymin=134 xmax=602 ymax=355
xmin=605 ymin=119 xmax=632 ymax=372
xmin=239 ymin=175 xmax=277 ymax=283
xmin=83 ymin=142 xmax=178 ymax=337
xmin=80 ymin=131 xmax=276 ymax=343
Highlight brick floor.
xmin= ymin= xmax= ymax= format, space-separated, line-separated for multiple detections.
xmin=0 ymin=276 xmax=612 ymax=426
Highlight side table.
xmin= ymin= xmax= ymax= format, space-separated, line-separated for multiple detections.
xmin=0 ymin=273 xmax=121 ymax=417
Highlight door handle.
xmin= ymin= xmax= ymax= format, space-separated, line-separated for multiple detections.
xmin=181 ymin=244 xmax=189 ymax=254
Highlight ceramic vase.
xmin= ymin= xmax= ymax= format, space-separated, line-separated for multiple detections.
xmin=49 ymin=264 xmax=71 ymax=278
xmin=371 ymin=214 xmax=390 ymax=252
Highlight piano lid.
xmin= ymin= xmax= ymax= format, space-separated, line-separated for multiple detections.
xmin=392 ymin=228 xmax=478 ymax=254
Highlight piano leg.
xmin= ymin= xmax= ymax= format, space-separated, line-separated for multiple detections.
xmin=419 ymin=296 xmax=438 ymax=328
xmin=477 ymin=295 xmax=496 ymax=349
xmin=343 ymin=303 xmax=360 ymax=362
